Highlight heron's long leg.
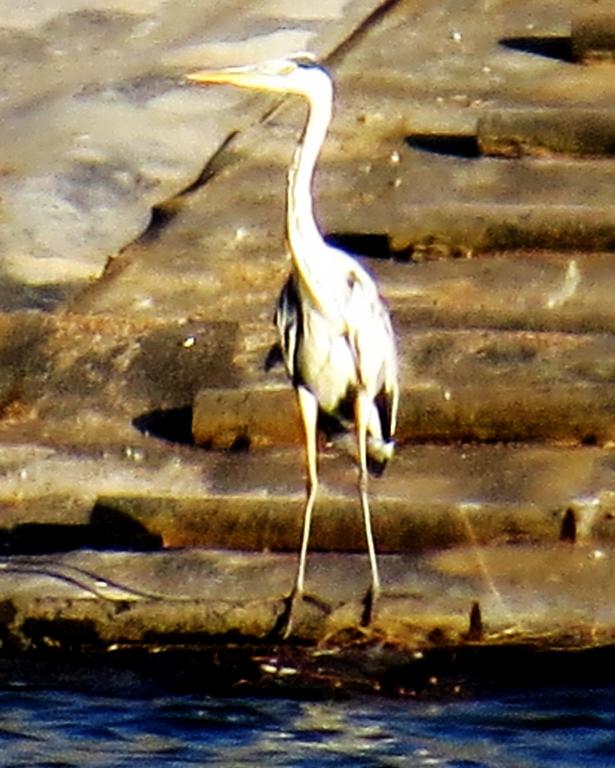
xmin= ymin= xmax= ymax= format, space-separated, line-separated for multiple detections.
xmin=356 ymin=391 xmax=381 ymax=623
xmin=273 ymin=385 xmax=319 ymax=639
xmin=272 ymin=387 xmax=318 ymax=638
xmin=294 ymin=384 xmax=319 ymax=596
xmin=390 ymin=382 xmax=400 ymax=437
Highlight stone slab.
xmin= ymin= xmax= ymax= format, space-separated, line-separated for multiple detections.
xmin=194 ymin=327 xmax=615 ymax=446
xmin=0 ymin=443 xmax=611 ymax=553
xmin=478 ymin=109 xmax=615 ymax=158
xmin=572 ymin=9 xmax=615 ymax=61
xmin=0 ymin=543 xmax=614 ymax=653
xmin=1 ymin=0 xmax=615 ymax=685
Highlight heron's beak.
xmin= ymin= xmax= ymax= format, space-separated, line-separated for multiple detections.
xmin=186 ymin=67 xmax=269 ymax=90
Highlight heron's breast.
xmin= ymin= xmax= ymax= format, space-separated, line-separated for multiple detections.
xmin=297 ymin=312 xmax=355 ymax=412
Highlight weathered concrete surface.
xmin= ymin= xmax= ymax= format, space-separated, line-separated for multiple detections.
xmin=64 ymin=0 xmax=615 ymax=320
xmin=0 ymin=0 xmax=614 ymax=692
xmin=478 ymin=109 xmax=615 ymax=158
xmin=1 ymin=542 xmax=615 ymax=697
xmin=0 ymin=0 xmax=386 ymax=305
xmin=1 ymin=543 xmax=615 ymax=650
xmin=572 ymin=7 xmax=615 ymax=62
xmin=1 ymin=441 xmax=614 ymax=551
xmin=384 ymin=252 xmax=615 ymax=334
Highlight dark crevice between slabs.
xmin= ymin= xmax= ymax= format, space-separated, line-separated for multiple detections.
xmin=560 ymin=508 xmax=577 ymax=543
xmin=135 ymin=130 xmax=240 ymax=245
xmin=302 ymin=230 xmax=469 ymax=265
xmin=137 ymin=202 xmax=181 ymax=246
xmin=325 ymin=232 xmax=392 ymax=260
xmin=405 ymin=134 xmax=480 ymax=159
xmin=182 ymin=130 xmax=239 ymax=194
xmin=499 ymin=36 xmax=574 ymax=63
xmin=324 ymin=0 xmax=407 ymax=68
xmin=326 ymin=231 xmax=463 ymax=266
xmin=133 ymin=406 xmax=195 ymax=446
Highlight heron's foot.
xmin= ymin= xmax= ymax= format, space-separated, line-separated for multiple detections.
xmin=269 ymin=590 xmax=332 ymax=640
xmin=270 ymin=587 xmax=302 ymax=640
xmin=360 ymin=584 xmax=380 ymax=627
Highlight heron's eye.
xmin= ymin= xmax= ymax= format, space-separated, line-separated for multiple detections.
xmin=261 ymin=59 xmax=294 ymax=77
xmin=279 ymin=63 xmax=296 ymax=75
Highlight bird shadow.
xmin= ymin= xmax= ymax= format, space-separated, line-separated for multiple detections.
xmin=132 ymin=406 xmax=252 ymax=453
xmin=0 ymin=504 xmax=162 ymax=556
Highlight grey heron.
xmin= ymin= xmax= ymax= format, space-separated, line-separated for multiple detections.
xmin=187 ymin=55 xmax=399 ymax=636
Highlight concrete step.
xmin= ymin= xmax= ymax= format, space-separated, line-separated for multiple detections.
xmin=196 ymin=327 xmax=615 ymax=447
xmin=0 ymin=543 xmax=614 ymax=651
xmin=0 ymin=442 xmax=612 ymax=553
xmin=572 ymin=7 xmax=615 ymax=61
xmin=2 ymin=310 xmax=613 ymax=451
xmin=0 ymin=439 xmax=612 ymax=664
xmin=376 ymin=252 xmax=615 ymax=335
xmin=478 ymin=109 xmax=615 ymax=159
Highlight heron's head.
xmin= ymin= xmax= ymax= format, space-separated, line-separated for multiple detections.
xmin=186 ymin=54 xmax=331 ymax=98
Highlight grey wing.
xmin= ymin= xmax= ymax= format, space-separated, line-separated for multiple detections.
xmin=345 ymin=277 xmax=398 ymax=409
xmin=346 ymin=281 xmax=399 ymax=447
xmin=380 ymin=303 xmax=399 ymax=436
xmin=374 ymin=384 xmax=395 ymax=443
xmin=375 ymin=303 xmax=399 ymax=442
xmin=365 ymin=305 xmax=399 ymax=476
xmin=273 ymin=274 xmax=303 ymax=384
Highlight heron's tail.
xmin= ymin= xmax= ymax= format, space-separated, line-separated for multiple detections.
xmin=366 ymin=436 xmax=395 ymax=477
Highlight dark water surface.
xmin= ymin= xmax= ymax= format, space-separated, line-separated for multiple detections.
xmin=0 ymin=685 xmax=614 ymax=767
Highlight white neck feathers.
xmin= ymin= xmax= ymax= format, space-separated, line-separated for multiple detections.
xmin=285 ymin=70 xmax=334 ymax=279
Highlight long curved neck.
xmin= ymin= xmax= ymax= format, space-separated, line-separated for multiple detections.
xmin=285 ymin=73 xmax=333 ymax=284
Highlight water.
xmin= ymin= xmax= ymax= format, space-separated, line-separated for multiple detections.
xmin=0 ymin=685 xmax=614 ymax=767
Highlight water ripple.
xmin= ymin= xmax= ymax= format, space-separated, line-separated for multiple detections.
xmin=0 ymin=686 xmax=613 ymax=767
